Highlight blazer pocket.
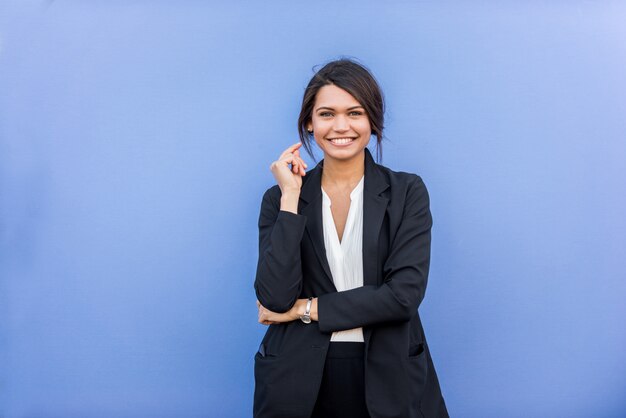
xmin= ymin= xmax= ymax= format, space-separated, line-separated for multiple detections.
xmin=408 ymin=342 xmax=425 ymax=358
xmin=405 ymin=343 xmax=428 ymax=406
xmin=255 ymin=343 xmax=279 ymax=359
xmin=254 ymin=344 xmax=281 ymax=387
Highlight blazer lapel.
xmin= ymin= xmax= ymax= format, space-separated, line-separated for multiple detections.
xmin=299 ymin=160 xmax=335 ymax=287
xmin=361 ymin=148 xmax=389 ymax=348
xmin=362 ymin=148 xmax=389 ymax=287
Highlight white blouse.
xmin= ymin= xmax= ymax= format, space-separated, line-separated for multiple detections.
xmin=321 ymin=175 xmax=365 ymax=342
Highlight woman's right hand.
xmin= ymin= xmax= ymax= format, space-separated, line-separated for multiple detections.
xmin=270 ymin=142 xmax=308 ymax=195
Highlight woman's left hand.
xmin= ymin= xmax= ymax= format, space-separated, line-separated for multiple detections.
xmin=257 ymin=299 xmax=317 ymax=325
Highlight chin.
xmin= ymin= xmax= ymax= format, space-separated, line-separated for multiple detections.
xmin=323 ymin=148 xmax=366 ymax=162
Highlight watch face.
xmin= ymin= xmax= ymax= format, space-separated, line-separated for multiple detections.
xmin=301 ymin=316 xmax=311 ymax=324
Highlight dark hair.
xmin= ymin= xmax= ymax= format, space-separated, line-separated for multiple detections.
xmin=297 ymin=58 xmax=385 ymax=162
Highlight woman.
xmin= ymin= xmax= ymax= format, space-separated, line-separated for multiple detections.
xmin=254 ymin=59 xmax=448 ymax=418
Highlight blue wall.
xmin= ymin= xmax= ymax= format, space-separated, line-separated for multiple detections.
xmin=1 ymin=1 xmax=625 ymax=416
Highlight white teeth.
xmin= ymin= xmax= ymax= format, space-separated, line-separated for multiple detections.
xmin=330 ymin=138 xmax=354 ymax=145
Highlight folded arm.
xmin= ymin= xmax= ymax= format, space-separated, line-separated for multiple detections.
xmin=254 ymin=188 xmax=307 ymax=313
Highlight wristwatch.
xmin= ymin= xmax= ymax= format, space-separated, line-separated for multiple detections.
xmin=300 ymin=297 xmax=313 ymax=324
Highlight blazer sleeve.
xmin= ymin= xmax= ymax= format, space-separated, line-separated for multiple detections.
xmin=317 ymin=176 xmax=432 ymax=333
xmin=254 ymin=187 xmax=307 ymax=313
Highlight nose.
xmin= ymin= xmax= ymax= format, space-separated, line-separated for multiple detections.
xmin=333 ymin=114 xmax=349 ymax=132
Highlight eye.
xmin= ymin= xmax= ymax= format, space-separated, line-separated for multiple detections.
xmin=319 ymin=111 xmax=333 ymax=117
xmin=349 ymin=111 xmax=363 ymax=116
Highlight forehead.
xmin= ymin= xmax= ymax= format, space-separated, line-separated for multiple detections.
xmin=314 ymin=84 xmax=362 ymax=108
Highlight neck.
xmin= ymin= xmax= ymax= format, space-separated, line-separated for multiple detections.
xmin=321 ymin=150 xmax=365 ymax=187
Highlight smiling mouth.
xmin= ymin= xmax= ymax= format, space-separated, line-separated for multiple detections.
xmin=327 ymin=137 xmax=357 ymax=145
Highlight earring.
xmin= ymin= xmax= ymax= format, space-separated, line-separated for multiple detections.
xmin=307 ymin=129 xmax=313 ymax=134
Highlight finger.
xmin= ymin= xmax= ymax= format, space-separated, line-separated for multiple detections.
xmin=278 ymin=153 xmax=296 ymax=168
xmin=271 ymin=155 xmax=294 ymax=174
xmin=292 ymin=151 xmax=303 ymax=175
xmin=292 ymin=157 xmax=304 ymax=175
xmin=298 ymin=157 xmax=307 ymax=176
xmin=293 ymin=150 xmax=307 ymax=169
xmin=294 ymin=157 xmax=305 ymax=176
xmin=295 ymin=161 xmax=303 ymax=176
xmin=279 ymin=142 xmax=302 ymax=160
xmin=294 ymin=149 xmax=307 ymax=166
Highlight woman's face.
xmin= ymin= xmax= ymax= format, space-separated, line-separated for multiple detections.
xmin=307 ymin=84 xmax=371 ymax=164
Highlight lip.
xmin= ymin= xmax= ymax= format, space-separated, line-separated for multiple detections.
xmin=326 ymin=137 xmax=357 ymax=147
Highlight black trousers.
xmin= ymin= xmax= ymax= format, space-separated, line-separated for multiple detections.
xmin=311 ymin=342 xmax=371 ymax=418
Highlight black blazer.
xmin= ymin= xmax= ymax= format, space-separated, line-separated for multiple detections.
xmin=254 ymin=148 xmax=448 ymax=418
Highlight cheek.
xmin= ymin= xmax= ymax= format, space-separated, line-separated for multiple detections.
xmin=312 ymin=117 xmax=327 ymax=130
xmin=312 ymin=131 xmax=324 ymax=147
xmin=358 ymin=120 xmax=372 ymax=135
xmin=311 ymin=119 xmax=329 ymax=139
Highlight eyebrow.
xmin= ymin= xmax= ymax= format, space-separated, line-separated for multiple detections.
xmin=315 ymin=105 xmax=365 ymax=111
